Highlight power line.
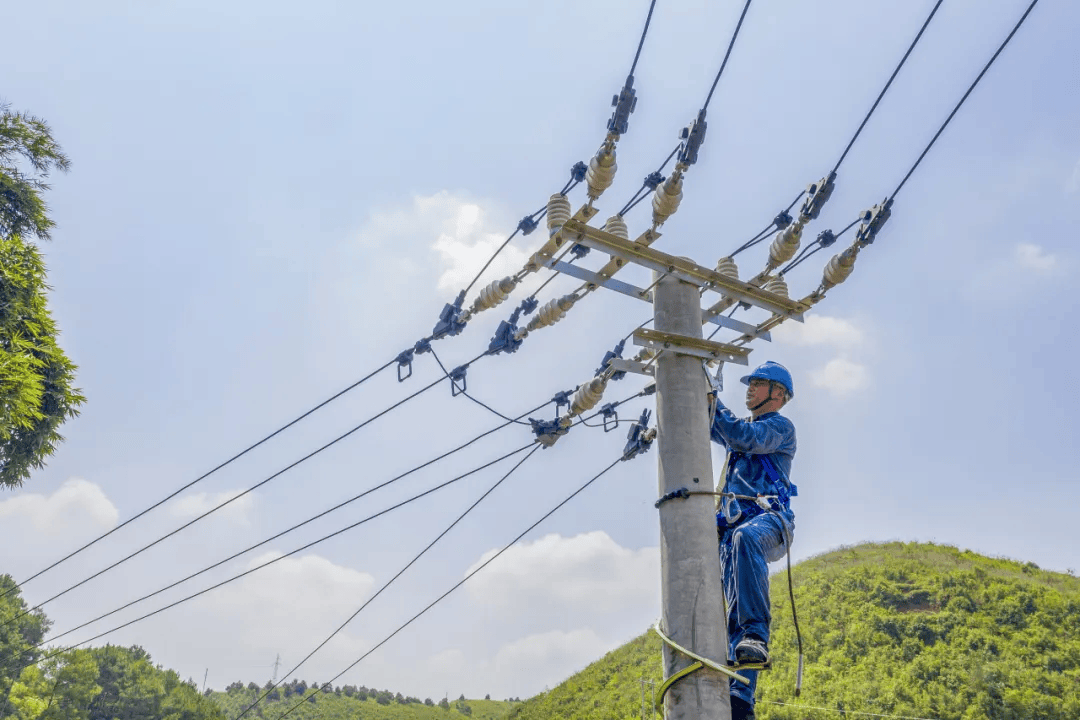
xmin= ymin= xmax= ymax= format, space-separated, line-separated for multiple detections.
xmin=429 ymin=348 xmax=531 ymax=425
xmin=0 ymin=357 xmax=397 ymax=601
xmin=831 ymin=0 xmax=945 ymax=174
xmin=628 ymin=0 xmax=659 ymax=78
xmin=269 ymin=453 xmax=629 ymax=720
xmin=37 ymin=397 xmax=551 ymax=648
xmin=702 ymin=0 xmax=754 ymax=112
xmin=28 ymin=441 xmax=540 ymax=670
xmin=764 ymin=700 xmax=944 ymax=720
xmin=234 ymin=444 xmax=543 ymax=720
xmin=6 ymin=352 xmax=486 ymax=628
xmin=891 ymin=0 xmax=1039 ymax=200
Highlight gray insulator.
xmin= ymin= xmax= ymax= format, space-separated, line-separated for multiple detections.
xmin=652 ymin=174 xmax=683 ymax=227
xmin=470 ymin=276 xmax=518 ymax=314
xmin=526 ymin=294 xmax=576 ymax=332
xmin=715 ymin=256 xmax=739 ymax=280
xmin=586 ymin=150 xmax=617 ymax=201
xmin=546 ymin=193 xmax=572 ymax=233
xmin=822 ymin=247 xmax=859 ymax=289
xmin=570 ymin=376 xmax=608 ymax=416
xmin=763 ymin=275 xmax=789 ymax=299
xmin=602 ymin=215 xmax=629 ymax=240
xmin=768 ymin=223 xmax=803 ymax=268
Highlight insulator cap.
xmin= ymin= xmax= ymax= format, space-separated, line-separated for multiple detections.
xmin=822 ymin=247 xmax=859 ymax=289
xmin=586 ymin=149 xmax=617 ymax=201
xmin=602 ymin=215 xmax=629 ymax=240
xmin=470 ymin=276 xmax=518 ymax=314
xmin=546 ymin=194 xmax=572 ymax=234
xmin=763 ymin=275 xmax=789 ymax=299
xmin=714 ymin=256 xmax=739 ymax=280
xmin=570 ymin=376 xmax=608 ymax=416
xmin=768 ymin=223 xmax=803 ymax=268
xmin=651 ymin=174 xmax=683 ymax=227
xmin=527 ymin=294 xmax=576 ymax=332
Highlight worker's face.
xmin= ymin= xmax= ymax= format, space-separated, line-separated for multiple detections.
xmin=745 ymin=378 xmax=772 ymax=409
xmin=743 ymin=377 xmax=786 ymax=410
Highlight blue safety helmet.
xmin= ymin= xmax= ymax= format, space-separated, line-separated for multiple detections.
xmin=740 ymin=361 xmax=794 ymax=400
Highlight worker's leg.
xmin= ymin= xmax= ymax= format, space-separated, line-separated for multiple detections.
xmin=720 ymin=513 xmax=788 ymax=707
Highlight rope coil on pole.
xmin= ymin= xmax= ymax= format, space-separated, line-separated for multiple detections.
xmin=651 ymin=621 xmax=751 ymax=714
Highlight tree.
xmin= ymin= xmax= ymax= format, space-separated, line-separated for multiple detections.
xmin=0 ymin=574 xmax=50 ymax=716
xmin=0 ymin=102 xmax=83 ymax=488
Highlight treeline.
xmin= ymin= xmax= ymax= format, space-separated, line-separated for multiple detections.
xmin=222 ymin=680 xmax=487 ymax=709
xmin=1 ymin=574 xmax=221 ymax=720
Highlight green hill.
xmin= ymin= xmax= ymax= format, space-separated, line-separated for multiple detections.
xmin=506 ymin=542 xmax=1080 ymax=720
xmin=208 ymin=684 xmax=517 ymax=720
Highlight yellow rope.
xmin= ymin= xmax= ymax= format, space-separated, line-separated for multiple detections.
xmin=651 ymin=622 xmax=751 ymax=712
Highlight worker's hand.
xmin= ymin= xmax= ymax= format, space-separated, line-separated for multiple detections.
xmin=703 ymin=360 xmax=723 ymax=395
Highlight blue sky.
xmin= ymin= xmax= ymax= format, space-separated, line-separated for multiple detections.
xmin=3 ymin=0 xmax=1077 ymax=703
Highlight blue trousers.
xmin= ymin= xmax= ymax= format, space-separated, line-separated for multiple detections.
xmin=719 ymin=511 xmax=790 ymax=706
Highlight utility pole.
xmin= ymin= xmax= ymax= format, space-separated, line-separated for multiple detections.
xmin=653 ymin=272 xmax=729 ymax=720
xmin=271 ymin=654 xmax=281 ymax=685
xmin=545 ymin=217 xmax=810 ymax=719
xmin=202 ymin=669 xmax=209 ymax=694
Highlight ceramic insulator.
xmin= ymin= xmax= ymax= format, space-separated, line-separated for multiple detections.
xmin=527 ymin=294 xmax=576 ymax=332
xmin=651 ymin=174 xmax=683 ymax=227
xmin=714 ymin=256 xmax=739 ymax=280
xmin=768 ymin=223 xmax=803 ymax=268
xmin=470 ymin=276 xmax=518 ymax=314
xmin=602 ymin=215 xmax=629 ymax=240
xmin=586 ymin=150 xmax=617 ymax=201
xmin=570 ymin=376 xmax=608 ymax=416
xmin=822 ymin=247 xmax=859 ymax=289
xmin=546 ymin=194 xmax=572 ymax=233
xmin=763 ymin=275 xmax=789 ymax=299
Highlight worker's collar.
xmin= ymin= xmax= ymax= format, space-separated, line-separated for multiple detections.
xmin=750 ymin=411 xmax=780 ymax=421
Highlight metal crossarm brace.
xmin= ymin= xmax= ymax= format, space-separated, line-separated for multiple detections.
xmin=633 ymin=328 xmax=751 ymax=366
xmin=526 ymin=205 xmax=600 ymax=270
xmin=563 ymin=219 xmax=808 ymax=319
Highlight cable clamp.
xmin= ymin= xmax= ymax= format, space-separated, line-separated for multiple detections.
xmin=607 ymin=75 xmax=638 ymax=136
xmin=595 ymin=339 xmax=627 ymax=381
xmin=643 ymin=170 xmax=665 ymax=191
xmin=529 ymin=416 xmax=571 ymax=448
xmin=817 ymin=228 xmax=836 ymax=248
xmin=855 ymin=198 xmax=893 ymax=245
xmin=449 ymin=365 xmax=468 ymax=396
xmin=414 ymin=337 xmax=432 ymax=355
xmin=678 ymin=110 xmax=708 ymax=166
xmin=517 ymin=215 xmax=539 ymax=236
xmin=623 ymin=409 xmax=656 ymax=460
xmin=599 ymin=403 xmax=619 ymax=432
xmin=569 ymin=243 xmax=590 ymax=260
xmin=800 ymin=171 xmax=837 ymax=221
xmin=431 ymin=290 xmax=467 ymax=340
xmin=487 ymin=320 xmax=524 ymax=356
xmin=569 ymin=160 xmax=588 ymax=184
xmin=551 ymin=388 xmax=575 ymax=412
xmin=395 ymin=349 xmax=414 ymax=382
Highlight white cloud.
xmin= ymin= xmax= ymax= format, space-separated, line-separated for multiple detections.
xmin=1015 ymin=243 xmax=1058 ymax=274
xmin=168 ymin=489 xmax=256 ymax=526
xmin=774 ymin=314 xmax=864 ymax=350
xmin=466 ymin=531 xmax=657 ymax=610
xmin=492 ymin=628 xmax=609 ymax=686
xmin=811 ymin=358 xmax=870 ymax=396
xmin=425 ymin=194 xmax=528 ymax=292
xmin=0 ymin=478 xmax=118 ymax=534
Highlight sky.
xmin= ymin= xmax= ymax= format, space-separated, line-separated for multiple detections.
xmin=2 ymin=0 xmax=1078 ymax=705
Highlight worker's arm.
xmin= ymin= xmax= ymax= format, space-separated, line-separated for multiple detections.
xmin=710 ymin=400 xmax=793 ymax=454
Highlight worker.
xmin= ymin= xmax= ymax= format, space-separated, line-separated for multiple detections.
xmin=709 ymin=360 xmax=797 ymax=720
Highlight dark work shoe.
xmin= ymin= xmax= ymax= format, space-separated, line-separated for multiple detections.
xmin=734 ymin=636 xmax=769 ymax=665
xmin=730 ymin=695 xmax=756 ymax=720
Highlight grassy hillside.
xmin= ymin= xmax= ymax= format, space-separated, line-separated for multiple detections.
xmin=507 ymin=542 xmax=1080 ymax=720
xmin=209 ymin=683 xmax=517 ymax=720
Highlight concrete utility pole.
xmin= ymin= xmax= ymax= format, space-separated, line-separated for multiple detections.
xmin=654 ymin=272 xmax=730 ymax=720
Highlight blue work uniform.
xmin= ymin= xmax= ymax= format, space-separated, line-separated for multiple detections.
xmin=710 ymin=399 xmax=797 ymax=707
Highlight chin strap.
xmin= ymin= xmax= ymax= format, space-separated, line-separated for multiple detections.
xmin=749 ymin=381 xmax=784 ymax=413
